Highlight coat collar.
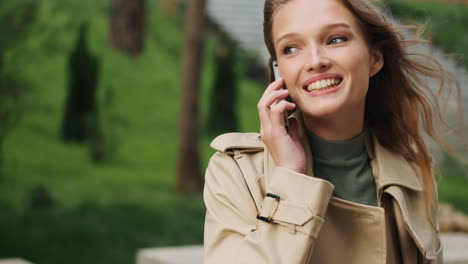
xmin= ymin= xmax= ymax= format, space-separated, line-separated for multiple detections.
xmin=288 ymin=110 xmax=423 ymax=194
xmin=275 ymin=111 xmax=435 ymax=258
xmin=367 ymin=135 xmax=423 ymax=193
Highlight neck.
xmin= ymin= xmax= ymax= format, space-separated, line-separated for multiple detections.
xmin=302 ymin=108 xmax=365 ymax=142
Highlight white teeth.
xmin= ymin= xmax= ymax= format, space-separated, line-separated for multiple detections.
xmin=306 ymin=78 xmax=341 ymax=92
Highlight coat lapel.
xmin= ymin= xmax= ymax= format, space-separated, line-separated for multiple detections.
xmin=368 ymin=134 xmax=423 ymax=198
xmin=368 ymin=134 xmax=439 ymax=260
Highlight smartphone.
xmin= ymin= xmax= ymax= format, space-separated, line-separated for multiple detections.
xmin=272 ymin=60 xmax=290 ymax=131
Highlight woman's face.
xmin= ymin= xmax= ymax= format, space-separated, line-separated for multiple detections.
xmin=272 ymin=0 xmax=383 ymax=119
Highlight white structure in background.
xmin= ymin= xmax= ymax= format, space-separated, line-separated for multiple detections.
xmin=207 ymin=0 xmax=270 ymax=63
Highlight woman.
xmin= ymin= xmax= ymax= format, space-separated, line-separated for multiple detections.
xmin=203 ymin=0 xmax=453 ymax=263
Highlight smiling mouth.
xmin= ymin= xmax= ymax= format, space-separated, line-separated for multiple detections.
xmin=303 ymin=78 xmax=343 ymax=92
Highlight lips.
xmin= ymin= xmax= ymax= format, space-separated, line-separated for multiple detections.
xmin=302 ymin=73 xmax=343 ymax=92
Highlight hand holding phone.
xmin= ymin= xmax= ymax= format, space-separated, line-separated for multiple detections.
xmin=258 ymin=61 xmax=305 ymax=173
xmin=272 ymin=60 xmax=290 ymax=132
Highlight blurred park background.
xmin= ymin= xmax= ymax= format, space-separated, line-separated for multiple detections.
xmin=0 ymin=0 xmax=467 ymax=263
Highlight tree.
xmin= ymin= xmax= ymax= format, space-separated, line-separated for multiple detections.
xmin=109 ymin=0 xmax=146 ymax=57
xmin=61 ymin=24 xmax=100 ymax=143
xmin=206 ymin=32 xmax=239 ymax=136
xmin=176 ymin=0 xmax=206 ymax=193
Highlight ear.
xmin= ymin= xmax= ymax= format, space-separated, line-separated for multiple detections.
xmin=369 ymin=48 xmax=384 ymax=77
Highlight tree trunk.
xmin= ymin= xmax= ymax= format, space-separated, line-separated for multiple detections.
xmin=176 ymin=0 xmax=206 ymax=193
xmin=109 ymin=0 xmax=146 ymax=57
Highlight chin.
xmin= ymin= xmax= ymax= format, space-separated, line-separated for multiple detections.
xmin=297 ymin=97 xmax=346 ymax=118
xmin=299 ymin=105 xmax=342 ymax=119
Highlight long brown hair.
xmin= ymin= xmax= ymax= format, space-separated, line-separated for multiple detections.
xmin=263 ymin=0 xmax=464 ymax=217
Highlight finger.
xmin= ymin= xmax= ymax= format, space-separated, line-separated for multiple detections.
xmin=261 ymin=78 xmax=285 ymax=98
xmin=258 ymin=99 xmax=273 ymax=134
xmin=259 ymin=89 xmax=289 ymax=110
xmin=269 ymin=100 xmax=296 ymax=130
xmin=258 ymin=89 xmax=288 ymax=128
xmin=259 ymin=95 xmax=289 ymax=137
xmin=258 ymin=81 xmax=289 ymax=134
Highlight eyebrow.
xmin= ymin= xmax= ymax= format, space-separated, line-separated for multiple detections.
xmin=275 ymin=22 xmax=352 ymax=45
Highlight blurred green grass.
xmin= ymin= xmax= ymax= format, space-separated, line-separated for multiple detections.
xmin=0 ymin=0 xmax=467 ymax=264
xmin=0 ymin=1 xmax=263 ymax=263
xmin=437 ymin=153 xmax=468 ymax=213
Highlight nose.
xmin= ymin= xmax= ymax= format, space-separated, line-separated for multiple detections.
xmin=305 ymin=46 xmax=331 ymax=72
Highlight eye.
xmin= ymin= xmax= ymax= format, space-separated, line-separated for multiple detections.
xmin=328 ymin=36 xmax=347 ymax=45
xmin=283 ymin=46 xmax=299 ymax=54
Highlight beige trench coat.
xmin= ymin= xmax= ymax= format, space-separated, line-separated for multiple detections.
xmin=203 ymin=114 xmax=443 ymax=264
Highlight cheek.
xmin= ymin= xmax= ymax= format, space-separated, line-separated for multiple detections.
xmin=337 ymin=47 xmax=368 ymax=70
xmin=348 ymin=47 xmax=373 ymax=75
xmin=279 ymin=61 xmax=302 ymax=89
xmin=339 ymin=49 xmax=373 ymax=86
xmin=333 ymin=47 xmax=372 ymax=100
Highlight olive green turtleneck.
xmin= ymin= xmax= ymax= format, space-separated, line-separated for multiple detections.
xmin=307 ymin=130 xmax=378 ymax=206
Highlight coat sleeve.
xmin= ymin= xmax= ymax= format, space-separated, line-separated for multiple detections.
xmin=203 ymin=152 xmax=335 ymax=264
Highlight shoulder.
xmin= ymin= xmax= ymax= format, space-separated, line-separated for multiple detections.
xmin=206 ymin=132 xmax=265 ymax=187
xmin=205 ymin=134 xmax=265 ymax=228
xmin=205 ymin=133 xmax=265 ymax=205
xmin=210 ymin=132 xmax=264 ymax=155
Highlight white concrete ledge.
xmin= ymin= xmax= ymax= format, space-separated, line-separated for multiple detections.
xmin=137 ymin=245 xmax=203 ymax=264
xmin=0 ymin=259 xmax=33 ymax=264
xmin=442 ymin=233 xmax=468 ymax=264
xmin=136 ymin=233 xmax=468 ymax=264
